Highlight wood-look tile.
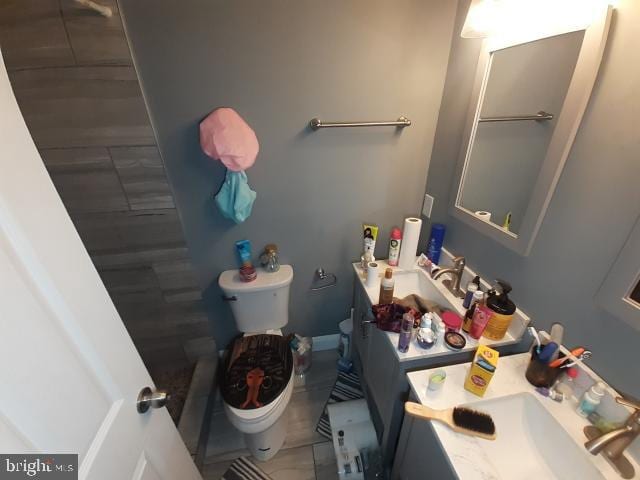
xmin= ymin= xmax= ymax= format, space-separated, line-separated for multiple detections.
xmin=91 ymin=246 xmax=190 ymax=268
xmin=201 ymin=458 xmax=234 ymax=480
xmin=205 ymin=385 xmax=332 ymax=464
xmin=39 ymin=147 xmax=129 ymax=213
xmin=9 ymin=66 xmax=154 ymax=148
xmin=153 ymin=259 xmax=199 ymax=294
xmin=99 ymin=265 xmax=159 ymax=295
xmin=110 ymin=146 xmax=175 ymax=211
xmin=73 ymin=209 xmax=186 ymax=254
xmin=0 ymin=0 xmax=75 ymax=70
xmin=293 ymin=350 xmax=338 ymax=393
xmin=258 ymin=445 xmax=315 ymax=480
xmin=313 ymin=442 xmax=339 ymax=480
xmin=281 ymin=387 xmax=331 ymax=450
xmin=60 ymin=0 xmax=132 ymax=66
xmin=204 ymin=409 xmax=249 ymax=462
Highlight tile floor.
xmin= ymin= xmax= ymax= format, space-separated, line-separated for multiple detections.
xmin=202 ymin=350 xmax=341 ymax=480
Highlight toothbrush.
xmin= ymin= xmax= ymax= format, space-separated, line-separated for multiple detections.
xmin=528 ymin=327 xmax=542 ymax=354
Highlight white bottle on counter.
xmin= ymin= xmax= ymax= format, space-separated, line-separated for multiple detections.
xmin=577 ymin=382 xmax=605 ymax=417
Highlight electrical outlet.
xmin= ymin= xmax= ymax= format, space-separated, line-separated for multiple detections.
xmin=422 ymin=194 xmax=434 ymax=218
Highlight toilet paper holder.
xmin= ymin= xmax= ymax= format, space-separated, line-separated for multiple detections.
xmin=310 ymin=268 xmax=337 ymax=291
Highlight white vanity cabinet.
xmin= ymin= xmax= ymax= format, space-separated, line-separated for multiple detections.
xmin=350 ymin=259 xmax=532 ymax=468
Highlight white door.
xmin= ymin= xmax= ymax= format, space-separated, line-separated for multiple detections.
xmin=0 ymin=51 xmax=202 ymax=480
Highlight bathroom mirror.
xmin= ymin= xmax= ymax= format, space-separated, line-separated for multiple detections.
xmin=451 ymin=6 xmax=612 ymax=255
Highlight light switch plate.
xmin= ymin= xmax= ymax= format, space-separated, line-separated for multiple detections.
xmin=422 ymin=194 xmax=434 ymax=218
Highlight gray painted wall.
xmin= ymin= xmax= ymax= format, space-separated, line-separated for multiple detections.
xmin=425 ymin=0 xmax=640 ymax=396
xmin=461 ymin=31 xmax=583 ymax=232
xmin=118 ymin=0 xmax=457 ymax=347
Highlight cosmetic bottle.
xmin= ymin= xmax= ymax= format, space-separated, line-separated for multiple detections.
xmin=469 ymin=304 xmax=492 ymax=340
xmin=378 ymin=268 xmax=395 ymax=305
xmin=397 ymin=312 xmax=413 ymax=353
xmin=462 ymin=275 xmax=481 ymax=309
xmin=387 ymin=227 xmax=402 ymax=267
xmin=483 ymin=280 xmax=516 ymax=340
xmin=462 ymin=290 xmax=484 ymax=333
xmin=577 ymin=382 xmax=606 ymax=417
xmin=426 ymin=223 xmax=446 ymax=265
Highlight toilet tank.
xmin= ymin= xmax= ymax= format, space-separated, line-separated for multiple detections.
xmin=218 ymin=265 xmax=293 ymax=333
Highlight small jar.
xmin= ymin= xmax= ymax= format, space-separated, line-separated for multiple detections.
xmin=577 ymin=382 xmax=606 ymax=418
xmin=260 ymin=244 xmax=280 ymax=272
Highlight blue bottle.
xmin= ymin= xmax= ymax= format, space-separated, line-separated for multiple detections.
xmin=426 ymin=223 xmax=446 ymax=265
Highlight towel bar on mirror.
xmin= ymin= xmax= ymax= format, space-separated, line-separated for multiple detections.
xmin=309 ymin=116 xmax=411 ymax=130
xmin=478 ymin=111 xmax=553 ymax=123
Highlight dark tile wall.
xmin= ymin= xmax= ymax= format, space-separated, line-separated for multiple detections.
xmin=0 ymin=0 xmax=211 ymax=369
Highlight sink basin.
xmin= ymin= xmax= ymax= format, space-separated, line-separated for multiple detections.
xmin=388 ymin=271 xmax=457 ymax=312
xmin=468 ymin=393 xmax=604 ymax=479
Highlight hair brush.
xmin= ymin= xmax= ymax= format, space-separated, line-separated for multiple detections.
xmin=405 ymin=401 xmax=496 ymax=440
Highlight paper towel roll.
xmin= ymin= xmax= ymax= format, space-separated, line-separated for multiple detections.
xmin=474 ymin=210 xmax=492 ymax=222
xmin=366 ymin=261 xmax=380 ymax=288
xmin=398 ymin=217 xmax=422 ymax=269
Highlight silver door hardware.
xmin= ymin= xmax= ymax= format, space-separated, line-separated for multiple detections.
xmin=137 ymin=387 xmax=169 ymax=414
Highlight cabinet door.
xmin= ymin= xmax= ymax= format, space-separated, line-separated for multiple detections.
xmin=353 ymin=287 xmax=373 ymax=367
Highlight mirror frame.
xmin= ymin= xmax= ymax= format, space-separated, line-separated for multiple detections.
xmin=450 ymin=5 xmax=613 ymax=255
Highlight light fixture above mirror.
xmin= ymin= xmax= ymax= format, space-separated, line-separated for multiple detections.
xmin=462 ymin=0 xmax=617 ymax=40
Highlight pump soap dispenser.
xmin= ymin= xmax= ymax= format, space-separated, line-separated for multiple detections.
xmin=483 ymin=279 xmax=516 ymax=341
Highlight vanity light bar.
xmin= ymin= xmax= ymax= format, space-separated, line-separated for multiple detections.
xmin=478 ymin=111 xmax=554 ymax=123
xmin=309 ymin=116 xmax=411 ymax=130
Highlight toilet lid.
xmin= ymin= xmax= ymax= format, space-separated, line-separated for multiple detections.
xmin=221 ymin=334 xmax=293 ymax=410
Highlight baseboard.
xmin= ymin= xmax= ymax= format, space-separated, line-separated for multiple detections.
xmin=312 ymin=333 xmax=340 ymax=351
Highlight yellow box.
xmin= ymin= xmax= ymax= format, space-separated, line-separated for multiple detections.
xmin=464 ymin=345 xmax=499 ymax=397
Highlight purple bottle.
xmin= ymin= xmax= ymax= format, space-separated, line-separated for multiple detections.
xmin=397 ymin=313 xmax=413 ymax=353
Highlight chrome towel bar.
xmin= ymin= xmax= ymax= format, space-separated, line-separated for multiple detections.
xmin=478 ymin=111 xmax=553 ymax=123
xmin=309 ymin=116 xmax=411 ymax=130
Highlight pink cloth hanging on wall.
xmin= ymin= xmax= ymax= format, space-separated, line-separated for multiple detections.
xmin=199 ymin=107 xmax=259 ymax=171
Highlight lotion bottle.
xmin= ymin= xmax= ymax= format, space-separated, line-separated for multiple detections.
xmin=379 ymin=268 xmax=395 ymax=305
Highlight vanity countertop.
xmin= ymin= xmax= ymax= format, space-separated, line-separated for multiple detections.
xmin=407 ymin=353 xmax=639 ymax=479
xmin=352 ymin=253 xmax=529 ymax=363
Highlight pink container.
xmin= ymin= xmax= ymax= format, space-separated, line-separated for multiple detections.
xmin=469 ymin=305 xmax=492 ymax=339
xmin=442 ymin=311 xmax=462 ymax=332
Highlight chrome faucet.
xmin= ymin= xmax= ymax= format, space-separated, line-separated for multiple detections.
xmin=584 ymin=396 xmax=640 ymax=479
xmin=432 ymin=256 xmax=466 ymax=299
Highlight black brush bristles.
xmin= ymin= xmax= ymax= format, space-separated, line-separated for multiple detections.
xmin=452 ymin=407 xmax=496 ymax=436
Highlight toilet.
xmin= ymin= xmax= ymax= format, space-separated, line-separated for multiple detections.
xmin=218 ymin=265 xmax=295 ymax=461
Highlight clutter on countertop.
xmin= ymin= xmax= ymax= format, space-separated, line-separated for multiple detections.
xmin=379 ymin=268 xmax=395 ymax=305
xmin=290 ymin=334 xmax=312 ymax=376
xmin=444 ymin=331 xmax=466 ymax=351
xmin=405 ymin=401 xmax=496 ymax=441
xmin=428 ymin=369 xmax=447 ymax=391
xmin=387 ymin=227 xmax=402 ymax=266
xmin=426 ymin=223 xmax=446 ymax=265
xmin=483 ymin=279 xmax=516 ymax=340
xmin=397 ymin=312 xmax=414 ymax=353
xmin=398 ymin=217 xmax=422 ymax=269
xmin=464 ymin=345 xmax=499 ymax=397
xmin=362 ymin=223 xmax=378 ymax=259
xmin=394 ymin=294 xmax=443 ymax=317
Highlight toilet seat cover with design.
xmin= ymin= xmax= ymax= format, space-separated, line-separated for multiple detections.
xmin=221 ymin=334 xmax=293 ymax=410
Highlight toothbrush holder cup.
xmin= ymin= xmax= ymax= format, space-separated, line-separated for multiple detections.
xmin=525 ymin=351 xmax=561 ymax=388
